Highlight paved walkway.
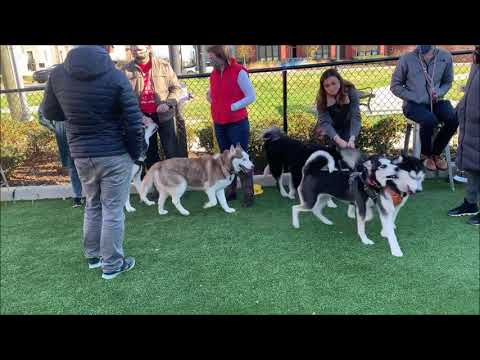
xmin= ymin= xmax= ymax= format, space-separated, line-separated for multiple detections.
xmin=364 ymin=86 xmax=460 ymax=116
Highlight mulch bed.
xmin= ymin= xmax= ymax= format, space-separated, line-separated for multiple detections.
xmin=6 ymin=155 xmax=70 ymax=187
xmin=5 ymin=151 xmax=263 ymax=187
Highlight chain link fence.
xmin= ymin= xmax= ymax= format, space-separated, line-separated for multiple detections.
xmin=1 ymin=50 xmax=474 ymax=183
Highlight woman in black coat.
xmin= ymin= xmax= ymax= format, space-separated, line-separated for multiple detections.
xmin=448 ymin=46 xmax=480 ymax=225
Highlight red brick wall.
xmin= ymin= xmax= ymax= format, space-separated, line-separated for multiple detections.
xmin=387 ymin=45 xmax=474 ymax=56
xmin=330 ymin=45 xmax=337 ymax=59
xmin=280 ymin=45 xmax=288 ymax=60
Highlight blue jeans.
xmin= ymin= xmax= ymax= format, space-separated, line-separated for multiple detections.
xmin=403 ymin=100 xmax=458 ymax=156
xmin=144 ymin=112 xmax=177 ymax=169
xmin=214 ymin=118 xmax=250 ymax=152
xmin=68 ymin=157 xmax=83 ymax=198
xmin=74 ymin=154 xmax=134 ymax=273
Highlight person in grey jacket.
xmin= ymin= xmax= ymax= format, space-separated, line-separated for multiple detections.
xmin=42 ymin=45 xmax=144 ymax=280
xmin=315 ymin=68 xmax=361 ymax=149
xmin=391 ymin=45 xmax=458 ymax=171
xmin=448 ymin=46 xmax=480 ymax=226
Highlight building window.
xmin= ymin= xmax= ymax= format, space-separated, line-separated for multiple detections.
xmin=256 ymin=45 xmax=280 ymax=61
xmin=27 ymin=51 xmax=36 ymax=71
xmin=354 ymin=45 xmax=379 ymax=57
xmin=315 ymin=45 xmax=330 ymax=59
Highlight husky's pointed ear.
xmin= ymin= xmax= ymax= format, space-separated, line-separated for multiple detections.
xmin=235 ymin=143 xmax=243 ymax=151
xmin=229 ymin=144 xmax=235 ymax=153
xmin=363 ymin=160 xmax=373 ymax=173
xmin=392 ymin=155 xmax=403 ymax=165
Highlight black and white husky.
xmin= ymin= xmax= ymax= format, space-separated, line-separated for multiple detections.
xmin=292 ymin=149 xmax=424 ymax=257
xmin=262 ymin=126 xmax=342 ymax=201
xmin=125 ymin=117 xmax=158 ymax=212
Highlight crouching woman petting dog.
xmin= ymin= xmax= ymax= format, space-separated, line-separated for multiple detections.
xmin=206 ymin=45 xmax=257 ymax=207
xmin=314 ymin=68 xmax=361 ymax=149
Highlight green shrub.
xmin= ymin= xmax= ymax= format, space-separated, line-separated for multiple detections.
xmin=189 ymin=113 xmax=406 ymax=173
xmin=0 ymin=115 xmax=30 ymax=175
xmin=27 ymin=115 xmax=58 ymax=158
xmin=196 ymin=126 xmax=216 ymax=153
xmin=0 ymin=115 xmax=57 ymax=176
xmin=356 ymin=115 xmax=406 ymax=154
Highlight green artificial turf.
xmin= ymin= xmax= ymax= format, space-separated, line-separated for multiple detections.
xmin=1 ymin=179 xmax=478 ymax=314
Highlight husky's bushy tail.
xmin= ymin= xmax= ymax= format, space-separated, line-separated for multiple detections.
xmin=302 ymin=150 xmax=336 ymax=176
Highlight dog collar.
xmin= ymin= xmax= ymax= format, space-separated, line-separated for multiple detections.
xmin=349 ymin=171 xmax=380 ymax=201
xmin=385 ymin=186 xmax=406 ymax=207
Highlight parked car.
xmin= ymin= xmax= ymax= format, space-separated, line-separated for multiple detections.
xmin=32 ymin=64 xmax=59 ymax=83
xmin=183 ymin=60 xmax=213 ymax=74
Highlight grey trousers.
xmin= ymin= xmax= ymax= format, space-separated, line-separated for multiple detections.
xmin=466 ymin=171 xmax=480 ymax=205
xmin=74 ymin=154 xmax=133 ymax=272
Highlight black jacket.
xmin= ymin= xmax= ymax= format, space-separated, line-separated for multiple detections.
xmin=41 ymin=46 xmax=144 ymax=160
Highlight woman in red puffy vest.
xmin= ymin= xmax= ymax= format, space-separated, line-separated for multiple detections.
xmin=206 ymin=45 xmax=257 ymax=207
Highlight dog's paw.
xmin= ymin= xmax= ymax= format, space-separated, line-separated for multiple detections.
xmin=362 ymin=238 xmax=375 ymax=245
xmin=125 ymin=206 xmax=136 ymax=213
xmin=144 ymin=200 xmax=155 ymax=206
xmin=347 ymin=205 xmax=356 ymax=218
xmin=287 ymin=193 xmax=296 ymax=200
xmin=391 ymin=249 xmax=403 ymax=257
xmin=224 ymin=207 xmax=236 ymax=213
xmin=158 ymin=209 xmax=168 ymax=215
xmin=203 ymin=202 xmax=217 ymax=209
xmin=179 ymin=210 xmax=190 ymax=216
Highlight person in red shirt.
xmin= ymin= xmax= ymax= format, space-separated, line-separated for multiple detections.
xmin=206 ymin=45 xmax=257 ymax=207
xmin=122 ymin=45 xmax=183 ymax=169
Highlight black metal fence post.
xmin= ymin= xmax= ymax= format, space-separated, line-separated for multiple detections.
xmin=282 ymin=69 xmax=288 ymax=134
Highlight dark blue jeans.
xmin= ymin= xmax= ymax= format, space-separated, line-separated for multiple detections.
xmin=144 ymin=112 xmax=177 ymax=169
xmin=214 ymin=118 xmax=250 ymax=153
xmin=69 ymin=157 xmax=83 ymax=198
xmin=403 ymin=100 xmax=459 ymax=156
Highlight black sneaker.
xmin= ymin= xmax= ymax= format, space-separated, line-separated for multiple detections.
xmin=102 ymin=257 xmax=135 ymax=280
xmin=72 ymin=197 xmax=83 ymax=208
xmin=87 ymin=257 xmax=102 ymax=269
xmin=448 ymin=199 xmax=479 ymax=217
xmin=467 ymin=213 xmax=480 ymax=226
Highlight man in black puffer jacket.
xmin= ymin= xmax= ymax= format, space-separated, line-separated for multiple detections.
xmin=42 ymin=45 xmax=144 ymax=280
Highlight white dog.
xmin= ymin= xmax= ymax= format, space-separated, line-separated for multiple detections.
xmin=125 ymin=116 xmax=158 ymax=212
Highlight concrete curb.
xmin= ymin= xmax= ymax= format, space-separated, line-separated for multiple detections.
xmin=0 ymin=170 xmax=452 ymax=202
xmin=0 ymin=175 xmax=277 ymax=202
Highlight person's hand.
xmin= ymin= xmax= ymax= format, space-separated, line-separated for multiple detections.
xmin=142 ymin=116 xmax=153 ymax=126
xmin=156 ymin=103 xmax=170 ymax=113
xmin=347 ymin=137 xmax=356 ymax=149
xmin=334 ymin=136 xmax=349 ymax=149
xmin=314 ymin=127 xmax=325 ymax=139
